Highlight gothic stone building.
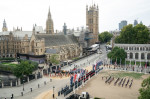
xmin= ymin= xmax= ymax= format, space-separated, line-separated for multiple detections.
xmin=0 ymin=32 xmax=21 ymax=58
xmin=86 ymin=4 xmax=99 ymax=45
xmin=29 ymin=31 xmax=82 ymax=62
xmin=0 ymin=7 xmax=82 ymax=62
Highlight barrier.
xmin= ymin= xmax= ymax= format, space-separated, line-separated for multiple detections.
xmin=58 ymin=68 xmax=104 ymax=97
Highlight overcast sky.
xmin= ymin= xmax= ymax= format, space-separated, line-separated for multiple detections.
xmin=0 ymin=0 xmax=150 ymax=33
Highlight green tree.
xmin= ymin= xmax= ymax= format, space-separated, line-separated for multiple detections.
xmin=134 ymin=24 xmax=150 ymax=44
xmin=13 ymin=61 xmax=34 ymax=78
xmin=50 ymin=54 xmax=60 ymax=65
xmin=115 ymin=24 xmax=150 ymax=44
xmin=99 ymin=31 xmax=113 ymax=43
xmin=107 ymin=47 xmax=126 ymax=64
xmin=120 ymin=24 xmax=135 ymax=43
xmin=115 ymin=36 xmax=121 ymax=43
xmin=138 ymin=77 xmax=150 ymax=99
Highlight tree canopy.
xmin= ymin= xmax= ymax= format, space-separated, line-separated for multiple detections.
xmin=115 ymin=24 xmax=150 ymax=44
xmin=107 ymin=46 xmax=126 ymax=64
xmin=13 ymin=60 xmax=36 ymax=78
xmin=138 ymin=76 xmax=150 ymax=99
xmin=50 ymin=54 xmax=60 ymax=65
xmin=99 ymin=31 xmax=113 ymax=43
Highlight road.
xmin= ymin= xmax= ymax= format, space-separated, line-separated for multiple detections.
xmin=61 ymin=44 xmax=107 ymax=71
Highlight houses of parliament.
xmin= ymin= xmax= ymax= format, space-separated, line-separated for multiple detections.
xmin=0 ymin=4 xmax=99 ymax=63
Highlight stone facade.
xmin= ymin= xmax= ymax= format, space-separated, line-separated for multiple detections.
xmin=29 ymin=33 xmax=82 ymax=62
xmin=0 ymin=7 xmax=82 ymax=62
xmin=86 ymin=4 xmax=99 ymax=45
xmin=0 ymin=32 xmax=22 ymax=58
xmin=114 ymin=44 xmax=150 ymax=62
xmin=46 ymin=7 xmax=54 ymax=34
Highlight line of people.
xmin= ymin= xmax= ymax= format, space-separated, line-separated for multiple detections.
xmin=102 ymin=76 xmax=133 ymax=88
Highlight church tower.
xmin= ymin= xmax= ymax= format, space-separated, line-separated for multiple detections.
xmin=86 ymin=4 xmax=99 ymax=45
xmin=2 ymin=19 xmax=8 ymax=32
xmin=46 ymin=7 xmax=54 ymax=34
xmin=63 ymin=23 xmax=67 ymax=35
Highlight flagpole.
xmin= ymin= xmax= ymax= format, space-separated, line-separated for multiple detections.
xmin=140 ymin=58 xmax=141 ymax=73
xmin=120 ymin=58 xmax=121 ymax=67
xmin=120 ymin=58 xmax=121 ymax=71
xmin=134 ymin=60 xmax=136 ymax=72
xmin=125 ymin=59 xmax=126 ymax=71
xmin=145 ymin=59 xmax=147 ymax=74
xmin=130 ymin=60 xmax=131 ymax=71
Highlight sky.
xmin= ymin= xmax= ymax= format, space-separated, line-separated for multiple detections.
xmin=0 ymin=0 xmax=150 ymax=33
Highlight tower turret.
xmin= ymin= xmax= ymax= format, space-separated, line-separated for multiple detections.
xmin=2 ymin=19 xmax=8 ymax=31
xmin=63 ymin=23 xmax=67 ymax=35
xmin=46 ymin=6 xmax=54 ymax=34
xmin=32 ymin=24 xmax=35 ymax=35
xmin=86 ymin=4 xmax=99 ymax=45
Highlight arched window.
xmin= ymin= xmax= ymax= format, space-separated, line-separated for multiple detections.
xmin=135 ymin=47 xmax=136 ymax=50
xmin=135 ymin=53 xmax=138 ymax=59
xmin=141 ymin=53 xmax=145 ymax=59
xmin=147 ymin=53 xmax=150 ymax=60
xmin=140 ymin=47 xmax=142 ymax=51
xmin=130 ymin=53 xmax=133 ymax=59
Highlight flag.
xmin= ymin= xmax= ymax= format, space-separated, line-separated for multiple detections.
xmin=145 ymin=63 xmax=147 ymax=69
xmin=73 ymin=73 xmax=77 ymax=83
xmin=77 ymin=73 xmax=80 ymax=81
xmin=95 ymin=64 xmax=97 ymax=70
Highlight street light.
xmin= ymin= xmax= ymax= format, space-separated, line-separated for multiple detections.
xmin=53 ymin=86 xmax=55 ymax=99
xmin=23 ymin=79 xmax=25 ymax=91
xmin=22 ymin=77 xmax=25 ymax=91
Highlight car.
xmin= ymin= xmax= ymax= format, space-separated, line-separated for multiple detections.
xmin=80 ymin=92 xmax=90 ymax=99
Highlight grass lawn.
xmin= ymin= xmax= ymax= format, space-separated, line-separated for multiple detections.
xmin=109 ymin=71 xmax=144 ymax=79
xmin=2 ymin=62 xmax=17 ymax=67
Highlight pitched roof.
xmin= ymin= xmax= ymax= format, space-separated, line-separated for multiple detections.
xmin=45 ymin=48 xmax=58 ymax=54
xmin=35 ymin=34 xmax=78 ymax=47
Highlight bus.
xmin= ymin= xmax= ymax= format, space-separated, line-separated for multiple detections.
xmin=88 ymin=44 xmax=99 ymax=52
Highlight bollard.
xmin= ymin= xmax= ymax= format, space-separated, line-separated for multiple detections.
xmin=38 ymin=84 xmax=40 ymax=88
xmin=53 ymin=94 xmax=55 ymax=98
xmin=12 ymin=94 xmax=14 ymax=98
xmin=44 ymin=81 xmax=46 ymax=85
xmin=50 ymin=79 xmax=52 ymax=82
xmin=21 ymin=92 xmax=23 ymax=96
xmin=30 ymin=88 xmax=32 ymax=92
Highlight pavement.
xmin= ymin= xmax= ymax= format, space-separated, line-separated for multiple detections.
xmin=0 ymin=77 xmax=51 ymax=99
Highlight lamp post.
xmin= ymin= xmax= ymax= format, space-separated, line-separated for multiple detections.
xmin=53 ymin=86 xmax=55 ymax=99
xmin=22 ymin=76 xmax=25 ymax=91
xmin=0 ymin=78 xmax=1 ymax=87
